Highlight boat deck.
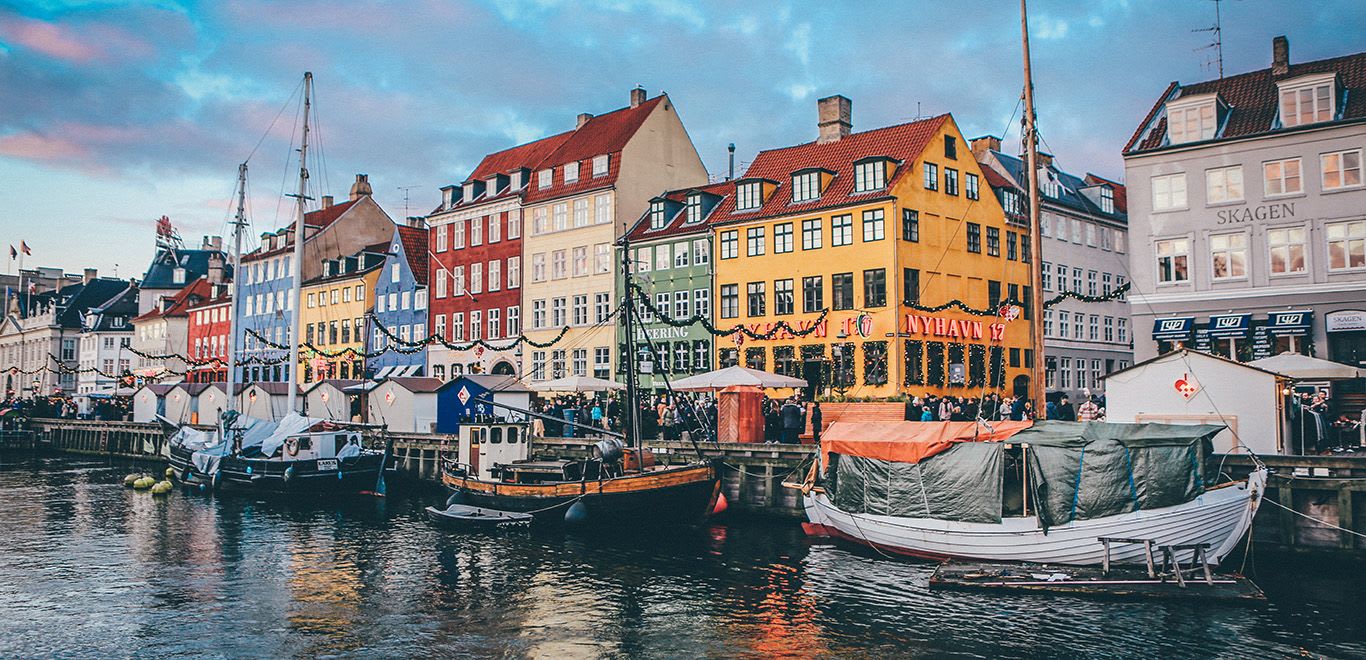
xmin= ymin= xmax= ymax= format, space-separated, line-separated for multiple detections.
xmin=929 ymin=560 xmax=1266 ymax=603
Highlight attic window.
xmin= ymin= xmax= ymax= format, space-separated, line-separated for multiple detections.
xmin=649 ymin=201 xmax=667 ymax=229
xmin=487 ymin=177 xmax=500 ymax=196
xmin=736 ymin=181 xmax=762 ymax=211
xmin=1100 ymin=187 xmax=1115 ymax=214
xmin=564 ymin=162 xmax=580 ymax=183
xmin=791 ymin=171 xmax=820 ymax=203
xmin=538 ymin=168 xmax=553 ymax=190
xmin=1278 ymin=75 xmax=1335 ymax=128
xmin=685 ymin=194 xmax=702 ymax=223
xmin=854 ymin=160 xmax=887 ymax=193
xmin=173 ymin=268 xmax=186 ymax=284
xmin=593 ymin=155 xmax=609 ymax=177
xmin=1167 ymin=99 xmax=1217 ymax=144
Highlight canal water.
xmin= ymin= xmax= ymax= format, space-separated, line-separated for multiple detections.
xmin=1 ymin=455 xmax=1362 ymax=659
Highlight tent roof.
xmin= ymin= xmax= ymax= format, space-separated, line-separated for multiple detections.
xmin=1248 ymin=351 xmax=1365 ymax=380
xmin=670 ymin=365 xmax=807 ymax=391
xmin=822 ymin=420 xmax=1033 ymax=465
xmin=531 ymin=375 xmax=624 ymax=392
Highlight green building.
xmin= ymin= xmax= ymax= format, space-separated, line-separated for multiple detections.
xmin=619 ymin=182 xmax=730 ymax=390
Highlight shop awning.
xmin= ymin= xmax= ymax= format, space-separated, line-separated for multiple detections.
xmin=1152 ymin=317 xmax=1195 ymax=341
xmin=1206 ymin=313 xmax=1251 ymax=339
xmin=1267 ymin=310 xmax=1313 ymax=337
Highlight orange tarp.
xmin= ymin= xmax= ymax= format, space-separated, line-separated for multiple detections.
xmin=820 ymin=420 xmax=1034 ymax=466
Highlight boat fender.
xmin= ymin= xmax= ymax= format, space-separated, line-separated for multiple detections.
xmin=165 ymin=467 xmax=175 ymax=479
xmin=711 ymin=492 xmax=729 ymax=517
xmin=210 ymin=470 xmax=221 ymax=491
xmin=446 ymin=491 xmax=465 ymax=507
xmin=245 ymin=466 xmax=253 ymax=475
xmin=564 ymin=500 xmax=589 ymax=526
xmin=337 ymin=469 xmax=344 ymax=480
xmin=285 ymin=438 xmax=299 ymax=457
xmin=283 ymin=466 xmax=295 ymax=483
xmin=123 ymin=474 xmax=140 ymax=487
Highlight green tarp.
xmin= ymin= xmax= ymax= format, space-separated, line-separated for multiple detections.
xmin=827 ymin=421 xmax=1221 ymax=527
xmin=831 ymin=442 xmax=1004 ymax=524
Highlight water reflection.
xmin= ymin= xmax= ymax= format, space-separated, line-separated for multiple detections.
xmin=0 ymin=455 xmax=1363 ymax=659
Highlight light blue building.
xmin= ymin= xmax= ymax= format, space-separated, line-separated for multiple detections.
xmin=367 ymin=222 xmax=430 ymax=378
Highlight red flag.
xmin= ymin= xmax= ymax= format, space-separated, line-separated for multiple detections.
xmin=20 ymin=241 xmax=30 ymax=256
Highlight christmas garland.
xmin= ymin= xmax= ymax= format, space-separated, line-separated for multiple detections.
xmin=863 ymin=340 xmax=888 ymax=386
xmin=904 ymin=282 xmax=1130 ymax=317
xmin=968 ymin=344 xmax=987 ymax=388
xmin=628 ymin=281 xmax=829 ymax=340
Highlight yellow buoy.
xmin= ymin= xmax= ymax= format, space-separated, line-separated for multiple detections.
xmin=123 ymin=474 xmax=140 ymax=487
xmin=133 ymin=476 xmax=156 ymax=490
xmin=151 ymin=480 xmax=173 ymax=495
xmin=165 ymin=467 xmax=176 ymax=479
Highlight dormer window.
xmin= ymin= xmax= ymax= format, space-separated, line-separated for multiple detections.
xmin=509 ymin=170 xmax=524 ymax=190
xmin=1100 ymin=187 xmax=1114 ymax=214
xmin=441 ymin=186 xmax=457 ymax=209
xmin=1166 ymin=97 xmax=1218 ymax=144
xmin=649 ymin=201 xmax=667 ymax=229
xmin=592 ymin=155 xmax=609 ymax=177
xmin=1039 ymin=171 xmax=1061 ymax=198
xmin=736 ymin=181 xmax=762 ymax=211
xmin=853 ymin=159 xmax=888 ymax=193
xmin=463 ymin=181 xmax=477 ymax=201
xmin=791 ymin=171 xmax=821 ymax=202
xmin=685 ymin=194 xmax=702 ymax=223
xmin=564 ymin=162 xmax=580 ymax=183
xmin=173 ymin=267 xmax=186 ymax=284
xmin=538 ymin=168 xmax=553 ymax=190
xmin=1278 ymin=74 xmax=1335 ymax=128
xmin=487 ymin=177 xmax=501 ymax=196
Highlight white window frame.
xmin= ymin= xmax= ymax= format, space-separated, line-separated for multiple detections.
xmin=1326 ymin=220 xmax=1366 ymax=272
xmin=564 ymin=161 xmax=580 ymax=183
xmin=791 ymin=171 xmax=820 ymax=202
xmin=1154 ymin=237 xmax=1191 ymax=285
xmin=854 ymin=160 xmax=886 ymax=193
xmin=736 ymin=182 xmax=761 ymax=211
xmin=1321 ymin=149 xmax=1363 ymax=192
xmin=1205 ymin=166 xmax=1244 ymax=205
xmin=1209 ymin=232 xmax=1248 ymax=281
xmin=1263 ymin=158 xmax=1302 ymax=198
xmin=1167 ymin=100 xmax=1218 ymax=144
xmin=592 ymin=154 xmax=609 ymax=177
xmin=538 ymin=168 xmax=553 ymax=190
xmin=1278 ymin=76 xmax=1335 ymax=128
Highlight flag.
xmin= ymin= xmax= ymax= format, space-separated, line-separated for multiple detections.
xmin=20 ymin=241 xmax=30 ymax=256
xmin=8 ymin=246 xmax=14 ymax=260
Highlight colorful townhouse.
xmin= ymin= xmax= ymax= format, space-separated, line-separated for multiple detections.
xmin=75 ymin=281 xmax=139 ymax=395
xmin=235 ymin=174 xmax=394 ymax=383
xmin=426 ymin=133 xmax=568 ymax=379
xmin=298 ymin=244 xmax=386 ymax=383
xmin=368 ymin=222 xmax=430 ymax=378
xmin=619 ymin=181 xmax=730 ymax=389
xmin=130 ymin=273 xmax=223 ymax=382
xmin=710 ymin=96 xmax=1037 ymax=400
xmin=520 ymin=88 xmax=708 ymax=382
xmin=184 ymin=285 xmax=232 ymax=383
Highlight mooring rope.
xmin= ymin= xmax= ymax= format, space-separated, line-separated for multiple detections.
xmin=1263 ymin=498 xmax=1366 ymax=540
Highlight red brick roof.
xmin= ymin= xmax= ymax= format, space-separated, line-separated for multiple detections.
xmin=133 ymin=276 xmax=217 ymax=322
xmin=469 ymin=132 xmax=574 ymax=182
xmin=1125 ymin=50 xmax=1366 ymax=153
xmin=521 ymin=95 xmax=666 ymax=204
xmin=394 ymin=225 xmax=429 ymax=286
xmin=625 ymin=181 xmax=733 ymax=242
xmin=243 ymin=200 xmax=360 ymax=261
xmin=709 ymin=115 xmax=948 ymax=222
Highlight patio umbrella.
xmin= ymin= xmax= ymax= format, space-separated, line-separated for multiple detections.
xmin=669 ymin=365 xmax=808 ymax=392
xmin=1248 ymin=352 xmax=1364 ymax=380
xmin=532 ymin=375 xmax=626 ymax=392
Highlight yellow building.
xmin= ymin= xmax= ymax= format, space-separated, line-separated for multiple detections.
xmin=298 ymin=244 xmax=387 ymax=383
xmin=711 ymin=96 xmax=1036 ymax=399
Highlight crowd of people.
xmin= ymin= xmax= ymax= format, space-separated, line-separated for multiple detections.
xmin=902 ymin=392 xmax=1106 ymax=423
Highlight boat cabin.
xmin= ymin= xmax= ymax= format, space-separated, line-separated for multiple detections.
xmin=454 ymin=422 xmax=533 ymax=481
xmin=273 ymin=430 xmax=364 ymax=462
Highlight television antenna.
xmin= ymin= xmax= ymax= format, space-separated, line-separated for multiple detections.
xmin=397 ymin=186 xmax=420 ymax=217
xmin=1194 ymin=0 xmax=1225 ymax=78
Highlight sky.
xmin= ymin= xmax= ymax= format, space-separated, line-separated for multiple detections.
xmin=1 ymin=0 xmax=1363 ymax=278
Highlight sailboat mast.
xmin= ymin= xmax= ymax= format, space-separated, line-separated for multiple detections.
xmin=620 ymin=237 xmax=641 ymax=449
xmin=286 ymin=71 xmax=313 ymax=413
xmin=226 ymin=162 xmax=247 ymax=413
xmin=1020 ymin=0 xmax=1047 ymax=414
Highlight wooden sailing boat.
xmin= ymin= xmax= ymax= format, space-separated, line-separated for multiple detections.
xmin=796 ymin=0 xmax=1267 ymax=566
xmin=169 ymin=72 xmax=389 ymax=494
xmin=436 ymin=237 xmax=722 ymax=526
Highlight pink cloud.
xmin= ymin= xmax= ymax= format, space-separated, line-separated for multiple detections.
xmin=0 ymin=131 xmax=89 ymax=162
xmin=0 ymin=15 xmax=103 ymax=63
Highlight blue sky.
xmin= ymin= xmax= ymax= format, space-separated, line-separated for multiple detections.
xmin=2 ymin=0 xmax=1363 ymax=277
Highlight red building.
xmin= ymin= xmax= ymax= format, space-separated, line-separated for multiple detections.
xmin=426 ymin=133 xmax=571 ymax=378
xmin=185 ymin=288 xmax=232 ymax=383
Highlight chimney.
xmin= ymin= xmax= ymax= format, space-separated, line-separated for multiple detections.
xmin=817 ymin=95 xmax=852 ymax=144
xmin=727 ymin=143 xmax=736 ymax=181
xmin=630 ymin=86 xmax=646 ymax=108
xmin=349 ymin=174 xmax=373 ymax=201
xmin=83 ymin=268 xmax=97 ymax=285
xmin=970 ymin=135 xmax=1002 ymax=159
xmin=406 ymin=216 xmax=425 ymax=228
xmin=321 ymin=195 xmax=334 ymax=209
xmin=577 ymin=113 xmax=594 ymax=129
xmin=1272 ymin=35 xmax=1290 ymax=76
xmin=207 ymin=254 xmax=225 ymax=285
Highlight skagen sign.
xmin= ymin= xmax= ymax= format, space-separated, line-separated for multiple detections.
xmin=1215 ymin=202 xmax=1295 ymax=225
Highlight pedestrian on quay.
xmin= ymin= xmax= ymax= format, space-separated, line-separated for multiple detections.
xmin=810 ymin=401 xmax=823 ymax=444
xmin=1077 ymin=396 xmax=1100 ymax=422
xmin=780 ymin=397 xmax=804 ymax=444
xmin=1057 ymin=396 xmax=1076 ymax=422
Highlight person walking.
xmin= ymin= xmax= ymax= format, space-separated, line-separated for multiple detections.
xmin=810 ymin=402 xmax=823 ymax=444
xmin=780 ymin=398 xmax=805 ymax=444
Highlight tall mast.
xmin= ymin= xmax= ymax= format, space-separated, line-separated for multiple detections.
xmin=620 ymin=237 xmax=641 ymax=449
xmin=226 ymin=162 xmax=247 ymax=413
xmin=286 ymin=71 xmax=313 ymax=413
xmin=1021 ymin=0 xmax=1047 ymax=413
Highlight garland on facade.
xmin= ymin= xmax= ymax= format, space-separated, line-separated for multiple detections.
xmin=369 ymin=316 xmax=576 ymax=352
xmin=904 ymin=282 xmax=1130 ymax=317
xmin=947 ymin=342 xmax=966 ymax=387
xmin=863 ymin=340 xmax=888 ymax=386
xmin=628 ymin=281 xmax=830 ymax=340
xmin=926 ymin=341 xmax=946 ymax=386
xmin=968 ymin=344 xmax=987 ymax=388
xmin=989 ymin=346 xmax=1006 ymax=389
xmin=904 ymin=340 xmax=924 ymax=386
xmin=1043 ymin=282 xmax=1130 ymax=307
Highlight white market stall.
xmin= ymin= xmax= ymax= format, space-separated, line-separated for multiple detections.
xmin=239 ymin=382 xmax=300 ymax=421
xmin=1103 ymin=349 xmax=1289 ymax=455
xmin=363 ymin=377 xmax=442 ymax=433
xmin=132 ymin=384 xmax=175 ymax=422
xmin=163 ymin=383 xmax=212 ymax=425
xmin=303 ymin=379 xmax=362 ymax=422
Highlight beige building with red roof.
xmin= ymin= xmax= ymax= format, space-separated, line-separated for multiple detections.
xmin=130 ymin=274 xmax=226 ymax=382
xmin=710 ymin=96 xmax=1036 ymax=400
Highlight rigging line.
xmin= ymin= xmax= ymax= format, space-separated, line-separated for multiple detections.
xmin=309 ymin=79 xmax=331 ymax=203
xmin=1262 ymin=497 xmax=1366 ymax=540
xmin=244 ymin=77 xmax=304 ymax=164
xmin=273 ymin=88 xmax=304 ymax=231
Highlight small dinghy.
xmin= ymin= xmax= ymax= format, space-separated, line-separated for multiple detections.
xmin=425 ymin=504 xmax=534 ymax=530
